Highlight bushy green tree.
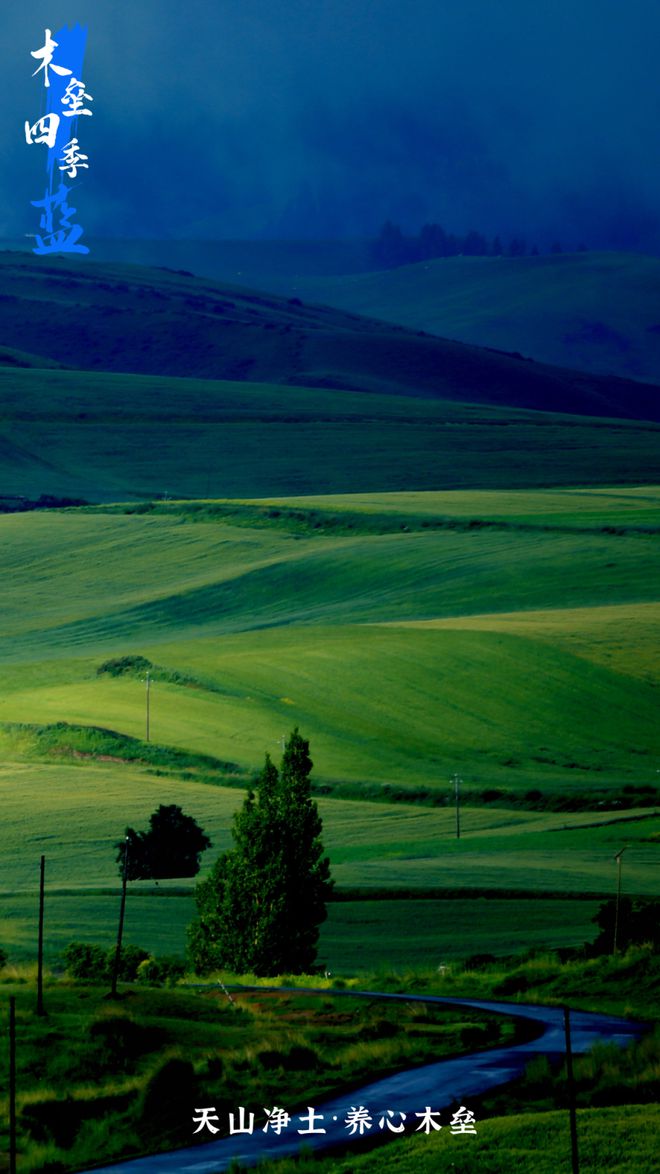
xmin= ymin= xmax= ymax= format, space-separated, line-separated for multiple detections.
xmin=591 ymin=897 xmax=660 ymax=954
xmin=188 ymin=730 xmax=333 ymax=976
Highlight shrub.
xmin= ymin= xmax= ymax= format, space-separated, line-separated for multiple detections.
xmin=106 ymin=944 xmax=150 ymax=981
xmin=590 ymin=897 xmax=660 ymax=954
xmin=464 ymin=953 xmax=497 ymax=971
xmin=257 ymin=1047 xmax=287 ymax=1070
xmin=63 ymin=942 xmax=150 ymax=982
xmin=136 ymin=955 xmax=186 ymax=986
xmin=96 ymin=655 xmax=153 ymax=678
xmin=63 ymin=942 xmax=108 ymax=981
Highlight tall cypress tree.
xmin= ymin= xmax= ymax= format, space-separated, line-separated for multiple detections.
xmin=188 ymin=730 xmax=333 ymax=976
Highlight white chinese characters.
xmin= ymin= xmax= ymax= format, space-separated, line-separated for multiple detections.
xmin=192 ymin=1103 xmax=478 ymax=1138
xmin=31 ymin=29 xmax=72 ymax=88
xmin=25 ymin=25 xmax=93 ymax=256
xmin=61 ymin=77 xmax=94 ymax=117
xmin=58 ymin=139 xmax=89 ymax=178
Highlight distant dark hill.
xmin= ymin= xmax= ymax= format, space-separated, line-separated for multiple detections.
xmin=9 ymin=241 xmax=659 ymax=385
xmin=0 ymin=253 xmax=658 ymax=422
xmin=286 ymin=252 xmax=660 ymax=386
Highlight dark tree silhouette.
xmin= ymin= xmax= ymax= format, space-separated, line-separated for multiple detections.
xmin=116 ymin=805 xmax=212 ymax=880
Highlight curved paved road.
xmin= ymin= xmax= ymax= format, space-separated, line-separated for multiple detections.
xmin=85 ymin=987 xmax=645 ymax=1173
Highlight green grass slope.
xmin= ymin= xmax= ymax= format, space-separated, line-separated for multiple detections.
xmin=0 ymin=491 xmax=658 ymax=796
xmin=5 ymin=755 xmax=655 ymax=896
xmin=289 ymin=251 xmax=660 ymax=383
xmin=2 ymin=488 xmax=657 ymax=965
xmin=264 ymin=1105 xmax=660 ymax=1174
xmin=1 ymin=755 xmax=657 ymax=963
xmin=0 ymin=367 xmax=658 ymax=501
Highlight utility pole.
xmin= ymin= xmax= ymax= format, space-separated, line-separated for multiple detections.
xmin=110 ymin=837 xmax=130 ymax=997
xmin=9 ymin=996 xmax=16 ymax=1174
xmin=613 ymin=846 xmax=627 ymax=955
xmin=37 ymin=854 xmax=46 ymax=1016
xmin=563 ymin=1005 xmax=580 ymax=1174
xmin=145 ymin=670 xmax=151 ymax=743
xmin=451 ymin=773 xmax=462 ymax=839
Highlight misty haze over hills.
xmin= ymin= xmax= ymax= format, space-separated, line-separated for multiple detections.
xmin=6 ymin=3 xmax=660 ymax=252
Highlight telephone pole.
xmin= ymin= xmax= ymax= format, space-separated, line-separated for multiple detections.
xmin=145 ymin=670 xmax=151 ymax=742
xmin=563 ymin=1005 xmax=580 ymax=1173
xmin=37 ymin=854 xmax=46 ymax=1016
xmin=613 ymin=846 xmax=627 ymax=955
xmin=9 ymin=996 xmax=16 ymax=1174
xmin=451 ymin=773 xmax=462 ymax=839
xmin=110 ymin=837 xmax=130 ymax=997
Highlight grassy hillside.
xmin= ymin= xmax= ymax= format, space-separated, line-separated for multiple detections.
xmin=0 ymin=253 xmax=658 ymax=422
xmin=2 ymin=484 xmax=657 ymax=969
xmin=0 ymin=366 xmax=659 ymax=502
xmin=1 ymin=753 xmax=657 ymax=964
xmin=264 ymin=1105 xmax=660 ymax=1174
xmin=2 ymin=755 xmax=658 ymax=896
xmin=288 ymin=251 xmax=660 ymax=384
xmin=0 ymin=490 xmax=657 ymax=817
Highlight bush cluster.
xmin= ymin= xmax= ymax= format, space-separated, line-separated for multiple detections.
xmin=63 ymin=942 xmax=184 ymax=985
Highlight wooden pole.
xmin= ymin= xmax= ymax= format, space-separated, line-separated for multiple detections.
xmin=613 ymin=848 xmax=626 ymax=954
xmin=110 ymin=839 xmax=129 ymax=997
xmin=9 ymin=996 xmax=17 ymax=1174
xmin=37 ymin=854 xmax=46 ymax=1016
xmin=453 ymin=774 xmax=461 ymax=839
xmin=563 ymin=1005 xmax=580 ymax=1174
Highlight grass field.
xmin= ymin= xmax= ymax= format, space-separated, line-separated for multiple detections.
xmin=1 ymin=365 xmax=659 ymax=503
xmin=2 ymin=242 xmax=658 ymax=1174
xmin=1 ymin=486 xmax=658 ymax=977
xmin=3 ymin=759 xmax=657 ymax=895
xmin=0 ymin=978 xmax=514 ymax=1174
xmin=1 ymin=253 xmax=658 ymax=428
xmin=1 ymin=950 xmax=655 ymax=1174
xmin=1 ymin=757 xmax=657 ymax=966
xmin=1 ymin=892 xmax=608 ymax=970
xmin=1 ymin=491 xmax=658 ymax=794
xmin=263 ymin=1104 xmax=660 ymax=1174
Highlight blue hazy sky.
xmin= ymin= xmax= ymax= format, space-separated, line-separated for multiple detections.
xmin=4 ymin=1 xmax=660 ymax=247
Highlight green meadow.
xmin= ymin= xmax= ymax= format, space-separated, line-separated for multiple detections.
xmin=263 ymin=1105 xmax=660 ymax=1174
xmin=1 ymin=490 xmax=658 ymax=792
xmin=1 ymin=228 xmax=659 ymax=1174
xmin=0 ymin=477 xmax=658 ymax=1174
xmin=1 ymin=364 xmax=659 ymax=503
xmin=1 ymin=483 xmax=658 ymax=971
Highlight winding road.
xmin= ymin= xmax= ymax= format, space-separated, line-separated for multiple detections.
xmin=85 ymin=987 xmax=645 ymax=1173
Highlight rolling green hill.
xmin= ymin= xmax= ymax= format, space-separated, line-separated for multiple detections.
xmin=2 ymin=488 xmax=657 ymax=966
xmin=1 ymin=491 xmax=658 ymax=796
xmin=2 ymin=246 xmax=658 ymax=976
xmin=282 ymin=251 xmax=660 ymax=384
xmin=0 ymin=252 xmax=658 ymax=421
xmin=11 ymin=241 xmax=657 ymax=387
xmin=0 ymin=366 xmax=658 ymax=502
